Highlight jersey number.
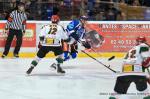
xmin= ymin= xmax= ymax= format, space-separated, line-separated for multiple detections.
xmin=48 ymin=25 xmax=57 ymax=34
xmin=130 ymin=50 xmax=136 ymax=58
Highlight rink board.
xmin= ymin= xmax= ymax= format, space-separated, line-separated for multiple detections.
xmin=0 ymin=52 xmax=125 ymax=58
xmin=0 ymin=21 xmax=150 ymax=58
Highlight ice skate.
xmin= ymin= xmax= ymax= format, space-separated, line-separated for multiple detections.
xmin=26 ymin=66 xmax=34 ymax=75
xmin=56 ymin=64 xmax=65 ymax=74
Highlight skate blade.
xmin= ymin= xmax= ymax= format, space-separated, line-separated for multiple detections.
xmin=56 ymin=72 xmax=65 ymax=75
xmin=50 ymin=66 xmax=57 ymax=71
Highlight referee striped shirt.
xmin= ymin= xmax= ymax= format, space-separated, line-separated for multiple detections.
xmin=5 ymin=10 xmax=27 ymax=32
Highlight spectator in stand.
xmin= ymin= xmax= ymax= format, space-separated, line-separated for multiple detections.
xmin=63 ymin=0 xmax=72 ymax=7
xmin=124 ymin=0 xmax=134 ymax=5
xmin=62 ymin=0 xmax=73 ymax=20
xmin=46 ymin=5 xmax=53 ymax=20
xmin=0 ymin=13 xmax=5 ymax=20
xmin=26 ymin=9 xmax=34 ymax=20
xmin=99 ymin=0 xmax=110 ymax=11
xmin=103 ymin=2 xmax=125 ymax=20
xmin=124 ymin=0 xmax=142 ymax=6
xmin=144 ymin=8 xmax=150 ymax=20
xmin=143 ymin=0 xmax=150 ymax=7
xmin=132 ymin=0 xmax=140 ymax=6
xmin=87 ymin=0 xmax=96 ymax=20
xmin=119 ymin=0 xmax=126 ymax=4
xmin=87 ymin=0 xmax=95 ymax=11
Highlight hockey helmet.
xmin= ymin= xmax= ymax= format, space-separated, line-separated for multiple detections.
xmin=136 ymin=36 xmax=146 ymax=43
xmin=51 ymin=15 xmax=60 ymax=23
xmin=80 ymin=15 xmax=88 ymax=21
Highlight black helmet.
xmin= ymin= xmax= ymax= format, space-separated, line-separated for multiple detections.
xmin=80 ymin=15 xmax=88 ymax=20
xmin=18 ymin=2 xmax=25 ymax=7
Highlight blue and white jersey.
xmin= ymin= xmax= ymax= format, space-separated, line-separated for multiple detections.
xmin=66 ymin=19 xmax=86 ymax=41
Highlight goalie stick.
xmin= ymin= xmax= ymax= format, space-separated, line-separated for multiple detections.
xmin=80 ymin=50 xmax=118 ymax=73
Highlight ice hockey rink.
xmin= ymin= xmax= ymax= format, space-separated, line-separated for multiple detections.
xmin=0 ymin=58 xmax=149 ymax=99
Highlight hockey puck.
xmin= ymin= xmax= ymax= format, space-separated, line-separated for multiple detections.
xmin=108 ymin=56 xmax=115 ymax=61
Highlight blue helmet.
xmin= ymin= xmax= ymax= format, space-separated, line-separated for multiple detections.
xmin=80 ymin=15 xmax=88 ymax=20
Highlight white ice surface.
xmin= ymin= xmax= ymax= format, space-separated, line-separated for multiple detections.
xmin=0 ymin=58 xmax=149 ymax=99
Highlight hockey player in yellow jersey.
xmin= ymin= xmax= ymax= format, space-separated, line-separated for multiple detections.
xmin=109 ymin=36 xmax=150 ymax=99
xmin=26 ymin=15 xmax=69 ymax=74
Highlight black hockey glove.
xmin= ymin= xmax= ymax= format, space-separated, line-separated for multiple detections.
xmin=82 ymin=41 xmax=91 ymax=49
xmin=38 ymin=42 xmax=42 ymax=48
xmin=70 ymin=32 xmax=79 ymax=41
xmin=39 ymin=36 xmax=45 ymax=41
xmin=64 ymin=38 xmax=71 ymax=42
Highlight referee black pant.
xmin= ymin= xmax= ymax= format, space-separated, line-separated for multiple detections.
xmin=3 ymin=29 xmax=23 ymax=55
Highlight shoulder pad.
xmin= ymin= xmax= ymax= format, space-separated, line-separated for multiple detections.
xmin=67 ymin=20 xmax=80 ymax=30
xmin=41 ymin=25 xmax=49 ymax=29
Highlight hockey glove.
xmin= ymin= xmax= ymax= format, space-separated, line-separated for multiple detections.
xmin=142 ymin=57 xmax=150 ymax=68
xmin=38 ymin=42 xmax=42 ymax=48
xmin=64 ymin=38 xmax=71 ymax=42
xmin=39 ymin=36 xmax=45 ymax=42
xmin=147 ymin=77 xmax=150 ymax=84
xmin=70 ymin=32 xmax=79 ymax=41
xmin=82 ymin=41 xmax=91 ymax=49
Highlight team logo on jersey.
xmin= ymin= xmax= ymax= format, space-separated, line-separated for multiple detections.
xmin=68 ymin=24 xmax=74 ymax=29
xmin=123 ymin=64 xmax=133 ymax=72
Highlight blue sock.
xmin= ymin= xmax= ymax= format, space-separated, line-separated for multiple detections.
xmin=71 ymin=52 xmax=77 ymax=59
xmin=64 ymin=52 xmax=70 ymax=61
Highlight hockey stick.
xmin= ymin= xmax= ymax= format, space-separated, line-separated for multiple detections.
xmin=90 ymin=48 xmax=115 ymax=61
xmin=80 ymin=50 xmax=118 ymax=73
xmin=78 ymin=40 xmax=115 ymax=61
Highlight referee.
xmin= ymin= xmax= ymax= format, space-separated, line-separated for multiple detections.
xmin=2 ymin=2 xmax=27 ymax=58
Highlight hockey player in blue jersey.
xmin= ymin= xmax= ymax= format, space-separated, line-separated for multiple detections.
xmin=63 ymin=15 xmax=90 ymax=61
xmin=50 ymin=15 xmax=91 ymax=70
